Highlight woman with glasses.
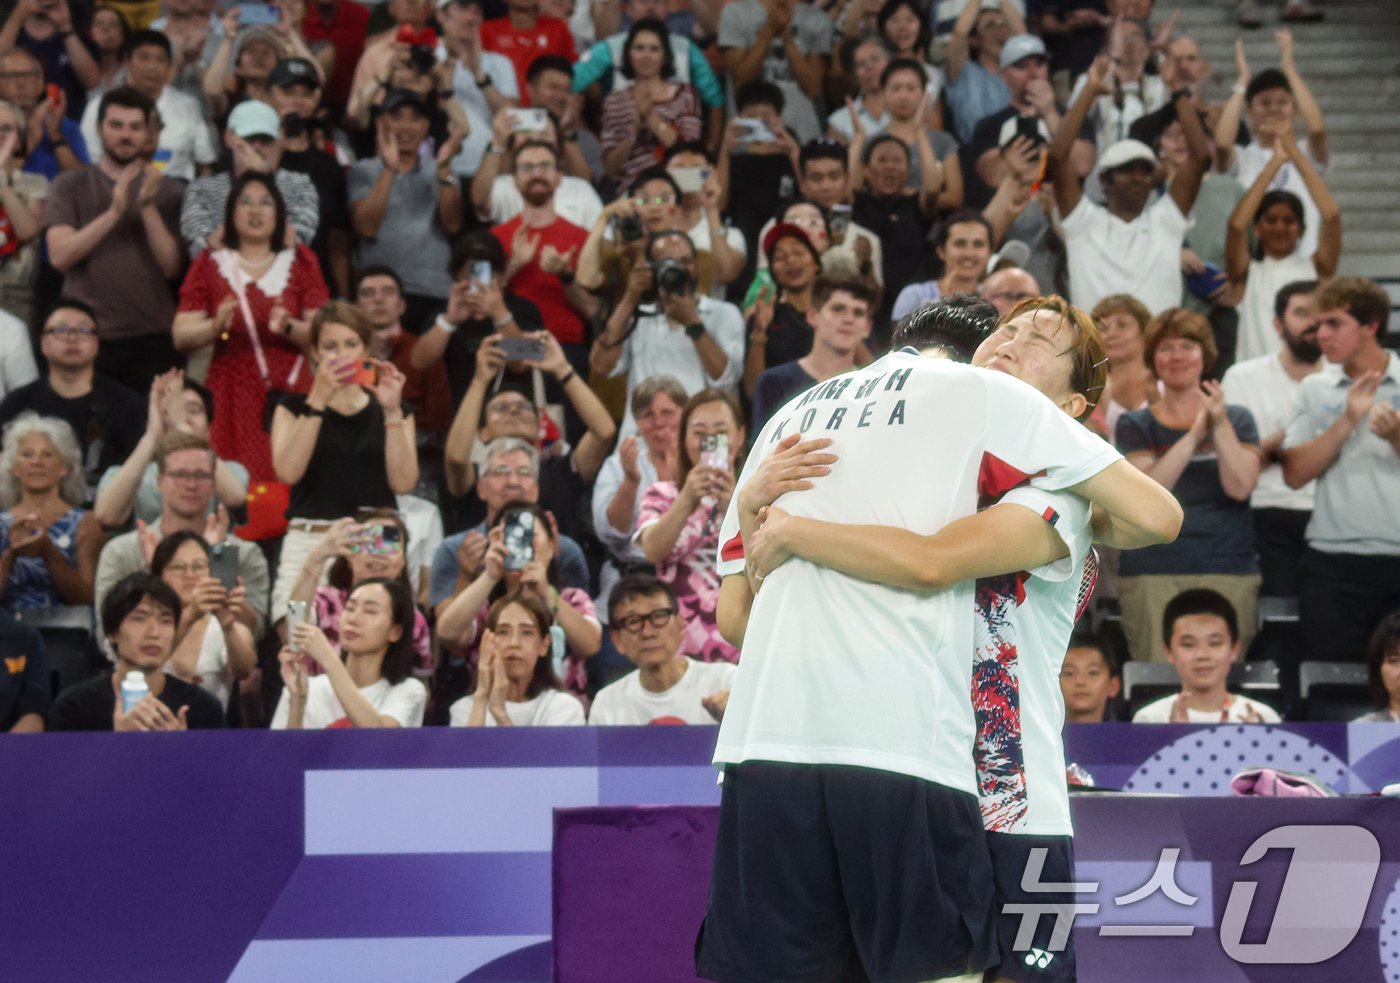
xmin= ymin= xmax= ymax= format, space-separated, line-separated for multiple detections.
xmin=269 ymin=302 xmax=417 ymax=625
xmin=600 ymin=18 xmax=702 ymax=193
xmin=0 ymin=98 xmax=48 ymax=327
xmin=634 ymin=389 xmax=745 ymax=663
xmin=173 ymin=172 xmax=329 ymax=488
xmin=285 ymin=508 xmax=432 ymax=679
xmin=437 ymin=500 xmax=601 ymax=708
xmin=449 ymin=592 xmax=586 ymax=726
xmin=151 ymin=529 xmax=256 ymax=711
xmin=273 ymin=577 xmax=428 ymax=728
xmin=0 ymin=414 xmax=100 ymax=611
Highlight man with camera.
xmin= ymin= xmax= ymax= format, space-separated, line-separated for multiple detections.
xmin=590 ymin=227 xmax=744 ymax=433
xmin=267 ymin=57 xmax=352 ymax=297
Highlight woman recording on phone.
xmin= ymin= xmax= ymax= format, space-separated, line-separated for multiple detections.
xmin=284 ymin=507 xmax=433 ymax=678
xmin=269 ymin=302 xmax=418 ymax=625
xmin=273 ymin=577 xmax=427 ymax=729
xmin=634 ymin=388 xmax=744 ymax=663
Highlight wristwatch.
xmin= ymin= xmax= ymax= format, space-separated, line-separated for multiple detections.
xmin=477 ymin=74 xmax=492 ymax=88
xmin=558 ymin=269 xmax=576 ymax=286
xmin=685 ymin=322 xmax=705 ymax=340
xmin=438 ymin=172 xmax=457 ymax=187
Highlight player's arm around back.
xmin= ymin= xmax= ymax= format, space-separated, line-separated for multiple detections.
xmin=1070 ymin=460 xmax=1184 ymax=550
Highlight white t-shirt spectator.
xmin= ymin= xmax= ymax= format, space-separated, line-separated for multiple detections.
xmin=483 ymin=173 xmax=603 ymax=229
xmin=1059 ymin=192 xmax=1191 ymax=315
xmin=1234 ymin=251 xmax=1316 ymax=365
xmin=1132 ymin=693 xmax=1281 ymax=724
xmin=397 ymin=492 xmax=444 ymax=596
xmin=608 ymin=296 xmax=746 ymax=434
xmin=589 ymin=658 xmax=737 ymax=725
xmin=717 ymin=0 xmax=833 ymax=144
xmin=448 ymin=687 xmax=586 ymax=725
xmin=714 ymin=353 xmax=1122 ymax=794
xmin=0 ymin=308 xmax=38 ymax=398
xmin=173 ymin=619 xmax=233 ymax=711
xmin=1221 ymin=353 xmax=1318 ymax=512
xmin=270 ymin=674 xmax=427 ymax=728
xmin=1233 ymin=141 xmax=1327 ymax=258
xmin=81 ymin=86 xmax=217 ymax=183
xmin=446 ymin=51 xmax=520 ymax=177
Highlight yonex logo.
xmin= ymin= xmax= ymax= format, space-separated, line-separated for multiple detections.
xmin=1023 ymin=947 xmax=1055 ymax=969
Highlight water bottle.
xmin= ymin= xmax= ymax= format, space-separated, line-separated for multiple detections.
xmin=120 ymin=671 xmax=149 ymax=713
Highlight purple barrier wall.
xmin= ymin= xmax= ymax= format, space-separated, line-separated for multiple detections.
xmin=1 ymin=724 xmax=1398 ymax=981
xmin=553 ymin=798 xmax=1400 ymax=983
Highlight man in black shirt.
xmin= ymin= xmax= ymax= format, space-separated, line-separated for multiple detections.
xmin=48 ymin=573 xmax=224 ymax=730
xmin=268 ymin=57 xmax=352 ymax=297
xmin=0 ymin=614 xmax=49 ymax=732
xmin=0 ymin=298 xmax=145 ymax=493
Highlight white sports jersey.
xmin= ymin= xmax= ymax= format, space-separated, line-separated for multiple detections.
xmin=714 ymin=353 xmax=1123 ymax=794
xmin=972 ymin=486 xmax=1091 ymax=837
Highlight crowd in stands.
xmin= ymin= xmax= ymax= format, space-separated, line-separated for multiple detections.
xmin=0 ymin=0 xmax=1396 ymax=735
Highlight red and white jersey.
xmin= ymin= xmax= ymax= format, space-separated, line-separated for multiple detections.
xmin=714 ymin=353 xmax=1122 ymax=795
xmin=972 ymin=486 xmax=1092 ymax=837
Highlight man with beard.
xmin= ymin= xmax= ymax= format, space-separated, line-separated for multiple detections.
xmin=45 ymin=87 xmax=186 ymax=396
xmin=490 ymin=140 xmax=594 ymax=377
xmin=1222 ymin=280 xmax=1321 ymax=600
xmin=1049 ymin=53 xmax=1210 ymax=315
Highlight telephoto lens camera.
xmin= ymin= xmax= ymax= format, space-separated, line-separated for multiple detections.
xmin=616 ymin=213 xmax=645 ymax=243
xmin=651 ymin=258 xmax=692 ymax=296
xmin=408 ymin=44 xmax=436 ymax=74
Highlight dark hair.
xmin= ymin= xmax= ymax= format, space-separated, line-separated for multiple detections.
xmin=97 ymin=84 xmax=155 ymax=125
xmin=839 ymin=33 xmax=893 ymax=75
xmin=1162 ymin=588 xmax=1239 ymax=646
xmin=1273 ymin=279 xmax=1318 ymax=321
xmin=663 ymin=139 xmax=712 ymax=165
xmin=150 ymin=530 xmax=211 ymax=579
xmin=485 ymin=590 xmax=562 ymax=699
xmin=812 ymin=273 xmax=876 ymax=311
xmin=630 ymin=164 xmax=682 ymax=201
xmin=93 ymin=5 xmax=132 ymax=48
xmin=800 ymin=138 xmax=848 ymax=173
xmin=1067 ymin=629 xmax=1120 ymax=677
xmin=177 ymin=378 xmax=215 ymax=423
xmin=222 ymin=171 xmax=288 ymax=252
xmin=526 ymin=53 xmax=573 ymax=86
xmin=345 ymin=577 xmax=417 ymax=684
xmin=450 ymin=228 xmax=508 ymax=277
xmin=354 ymin=264 xmax=406 ymax=297
xmin=880 ymin=55 xmax=928 ymax=90
xmin=1315 ymin=277 xmax=1391 ymax=343
xmin=120 ymin=28 xmax=171 ymax=62
xmin=676 ymin=388 xmax=744 ymax=490
xmin=890 ymin=293 xmax=998 ymax=360
xmin=643 ymin=228 xmax=697 ymax=262
xmin=1253 ymin=189 xmax=1305 ymax=231
xmin=44 ymin=296 xmax=98 ymax=326
xmin=102 ymin=572 xmax=182 ymax=640
xmin=327 ymin=508 xmax=412 ymax=593
xmin=608 ymin=572 xmax=678 ymax=626
xmin=934 ymin=209 xmax=994 ymax=276
xmin=1246 ymin=68 xmax=1291 ymax=105
xmin=1365 ymin=611 xmax=1400 ymax=709
xmin=877 ymin=0 xmax=931 ymax=58
xmin=619 ymin=17 xmax=675 ymax=81
xmin=862 ymin=132 xmax=910 ymax=166
xmin=735 ymin=79 xmax=784 ymax=115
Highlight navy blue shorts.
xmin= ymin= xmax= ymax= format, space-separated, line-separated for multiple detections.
xmin=696 ymin=761 xmax=999 ymax=983
xmin=985 ymin=832 xmax=1079 ymax=983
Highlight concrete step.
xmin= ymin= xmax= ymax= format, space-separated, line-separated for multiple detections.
xmin=1339 ymin=255 xmax=1400 ymax=279
xmin=1333 ymin=189 xmax=1400 ymax=210
xmin=1339 ymin=209 xmax=1400 ymax=231
xmin=1321 ymin=112 xmax=1400 ymax=132
xmin=1329 ymin=130 xmax=1400 ymax=150
xmin=1338 ymin=230 xmax=1400 ymax=254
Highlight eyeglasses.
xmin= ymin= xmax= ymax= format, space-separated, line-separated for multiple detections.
xmin=0 ymin=70 xmax=41 ymax=82
xmin=515 ymin=160 xmax=556 ymax=174
xmin=632 ymin=194 xmax=675 ymax=206
xmin=483 ymin=464 xmax=536 ymax=480
xmin=164 ymin=470 xmax=215 ymax=483
xmin=164 ymin=561 xmax=210 ymax=576
xmin=487 ymin=400 xmax=535 ymax=417
xmin=42 ymin=324 xmax=98 ymax=339
xmin=612 ymin=608 xmax=676 ymax=633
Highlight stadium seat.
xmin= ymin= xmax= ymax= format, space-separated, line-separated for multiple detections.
xmin=1298 ymin=662 xmax=1372 ymax=722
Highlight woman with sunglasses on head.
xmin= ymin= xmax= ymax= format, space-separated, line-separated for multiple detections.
xmin=285 ymin=507 xmax=432 ymax=679
xmin=436 ymin=500 xmax=601 ymax=708
xmin=274 ymin=577 xmax=427 ymax=728
xmin=450 ymin=591 xmax=586 ymax=726
xmin=151 ymin=529 xmax=256 ymax=712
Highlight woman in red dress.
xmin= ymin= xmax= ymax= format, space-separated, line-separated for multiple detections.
xmin=173 ymin=172 xmax=328 ymax=483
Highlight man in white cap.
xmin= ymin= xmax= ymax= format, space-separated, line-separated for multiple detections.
xmin=178 ymin=99 xmax=320 ymax=255
xmin=1049 ymin=53 xmax=1211 ymax=315
xmin=965 ymin=32 xmax=1094 ymax=209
